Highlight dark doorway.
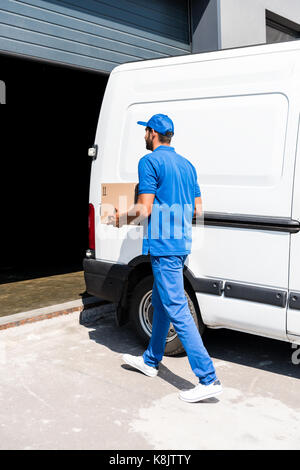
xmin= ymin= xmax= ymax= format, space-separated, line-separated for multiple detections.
xmin=0 ymin=53 xmax=108 ymax=284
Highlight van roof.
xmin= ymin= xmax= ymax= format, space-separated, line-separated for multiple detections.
xmin=111 ymin=39 xmax=300 ymax=75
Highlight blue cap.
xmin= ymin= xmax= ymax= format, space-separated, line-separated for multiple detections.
xmin=137 ymin=114 xmax=174 ymax=136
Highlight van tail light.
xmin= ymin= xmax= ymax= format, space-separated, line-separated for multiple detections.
xmin=88 ymin=203 xmax=95 ymax=250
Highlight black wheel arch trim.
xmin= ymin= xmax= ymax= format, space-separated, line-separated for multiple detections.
xmin=128 ymin=255 xmax=223 ymax=296
xmin=183 ymin=266 xmax=223 ymax=295
xmin=128 ymin=254 xmax=151 ymax=267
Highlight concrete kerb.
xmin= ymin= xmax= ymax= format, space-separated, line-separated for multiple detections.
xmin=0 ymin=296 xmax=117 ymax=331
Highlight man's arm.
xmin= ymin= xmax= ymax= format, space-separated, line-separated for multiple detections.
xmin=193 ymin=196 xmax=203 ymax=218
xmin=115 ymin=193 xmax=155 ymax=228
xmin=112 ymin=155 xmax=158 ymax=227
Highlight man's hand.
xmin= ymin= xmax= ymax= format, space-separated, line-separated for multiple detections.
xmin=107 ymin=208 xmax=123 ymax=228
xmin=115 ymin=209 xmax=120 ymax=228
xmin=108 ymin=193 xmax=155 ymax=228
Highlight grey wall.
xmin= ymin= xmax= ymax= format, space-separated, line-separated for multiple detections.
xmin=219 ymin=0 xmax=300 ymax=49
xmin=191 ymin=0 xmax=300 ymax=53
xmin=0 ymin=0 xmax=191 ymax=73
xmin=191 ymin=0 xmax=220 ymax=53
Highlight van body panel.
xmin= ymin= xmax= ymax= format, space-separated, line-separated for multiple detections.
xmin=188 ymin=225 xmax=289 ymax=288
xmin=288 ymin=117 xmax=300 ymax=338
xmin=86 ymin=41 xmax=300 ymax=344
xmin=195 ymin=292 xmax=287 ymax=341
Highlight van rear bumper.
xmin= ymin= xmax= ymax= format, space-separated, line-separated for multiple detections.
xmin=83 ymin=258 xmax=133 ymax=303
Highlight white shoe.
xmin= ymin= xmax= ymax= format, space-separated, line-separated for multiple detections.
xmin=122 ymin=354 xmax=158 ymax=377
xmin=179 ymin=380 xmax=223 ymax=402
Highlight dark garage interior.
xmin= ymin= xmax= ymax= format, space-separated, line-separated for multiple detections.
xmin=0 ymin=53 xmax=108 ymax=314
xmin=0 ymin=0 xmax=192 ymax=318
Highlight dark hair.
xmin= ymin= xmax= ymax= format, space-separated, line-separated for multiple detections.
xmin=146 ymin=126 xmax=173 ymax=144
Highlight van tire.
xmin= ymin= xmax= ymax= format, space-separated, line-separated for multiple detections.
xmin=128 ymin=275 xmax=204 ymax=356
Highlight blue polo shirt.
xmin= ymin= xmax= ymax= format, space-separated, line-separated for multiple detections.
xmin=138 ymin=145 xmax=201 ymax=256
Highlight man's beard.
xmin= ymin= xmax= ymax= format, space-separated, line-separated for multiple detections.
xmin=145 ymin=135 xmax=153 ymax=151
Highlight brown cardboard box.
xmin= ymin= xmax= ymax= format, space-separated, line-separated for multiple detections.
xmin=100 ymin=182 xmax=139 ymax=224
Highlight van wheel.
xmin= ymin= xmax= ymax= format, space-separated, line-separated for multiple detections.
xmin=128 ymin=275 xmax=204 ymax=356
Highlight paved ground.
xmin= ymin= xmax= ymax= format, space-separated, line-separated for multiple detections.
xmin=0 ymin=271 xmax=86 ymax=317
xmin=0 ymin=307 xmax=300 ymax=450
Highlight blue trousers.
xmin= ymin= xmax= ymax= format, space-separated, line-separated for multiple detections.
xmin=143 ymin=255 xmax=217 ymax=385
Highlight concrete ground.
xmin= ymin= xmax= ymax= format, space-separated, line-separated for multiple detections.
xmin=0 ymin=307 xmax=300 ymax=450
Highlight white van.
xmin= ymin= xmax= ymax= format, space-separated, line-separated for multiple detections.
xmin=84 ymin=40 xmax=300 ymax=356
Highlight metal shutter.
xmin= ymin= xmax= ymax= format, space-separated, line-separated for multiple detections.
xmin=0 ymin=0 xmax=191 ymax=72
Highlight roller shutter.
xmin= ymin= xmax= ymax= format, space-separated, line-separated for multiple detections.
xmin=0 ymin=0 xmax=191 ymax=72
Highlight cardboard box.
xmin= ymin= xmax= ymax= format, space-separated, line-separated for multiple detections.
xmin=100 ymin=182 xmax=139 ymax=224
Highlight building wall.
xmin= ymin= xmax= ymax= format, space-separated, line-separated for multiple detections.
xmin=0 ymin=0 xmax=190 ymax=73
xmin=191 ymin=0 xmax=300 ymax=53
xmin=219 ymin=0 xmax=300 ymax=49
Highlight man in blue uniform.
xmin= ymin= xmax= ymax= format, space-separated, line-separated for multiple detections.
xmin=116 ymin=114 xmax=222 ymax=402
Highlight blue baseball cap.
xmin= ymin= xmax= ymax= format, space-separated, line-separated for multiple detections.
xmin=137 ymin=114 xmax=174 ymax=136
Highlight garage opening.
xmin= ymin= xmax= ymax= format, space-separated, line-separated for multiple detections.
xmin=0 ymin=53 xmax=108 ymax=315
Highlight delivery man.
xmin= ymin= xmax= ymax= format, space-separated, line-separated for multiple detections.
xmin=114 ymin=114 xmax=222 ymax=402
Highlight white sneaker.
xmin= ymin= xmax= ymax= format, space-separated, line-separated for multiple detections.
xmin=122 ymin=354 xmax=159 ymax=377
xmin=179 ymin=380 xmax=223 ymax=402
